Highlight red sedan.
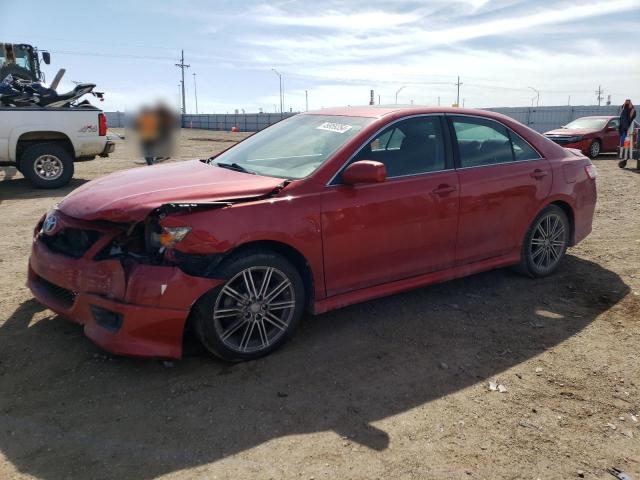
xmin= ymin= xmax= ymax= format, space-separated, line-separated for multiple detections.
xmin=28 ymin=107 xmax=597 ymax=361
xmin=544 ymin=115 xmax=620 ymax=158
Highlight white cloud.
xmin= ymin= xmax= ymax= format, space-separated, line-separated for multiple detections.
xmin=261 ymin=9 xmax=422 ymax=30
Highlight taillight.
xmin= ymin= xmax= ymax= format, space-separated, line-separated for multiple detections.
xmin=585 ymin=164 xmax=597 ymax=179
xmin=98 ymin=113 xmax=107 ymax=136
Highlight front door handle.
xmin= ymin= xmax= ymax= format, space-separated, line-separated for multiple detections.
xmin=431 ymin=184 xmax=457 ymax=197
xmin=530 ymin=169 xmax=548 ymax=180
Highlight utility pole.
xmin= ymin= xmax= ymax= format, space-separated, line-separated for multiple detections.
xmin=378 ymin=94 xmax=381 ymax=105
xmin=395 ymin=85 xmax=406 ymax=104
xmin=528 ymin=86 xmax=540 ymax=107
xmin=271 ymin=68 xmax=283 ymax=117
xmin=193 ymin=72 xmax=199 ymax=114
xmin=438 ymin=96 xmax=440 ymax=106
xmin=175 ymin=50 xmax=190 ymax=114
xmin=305 ymin=90 xmax=308 ymax=111
xmin=455 ymin=76 xmax=462 ymax=107
xmin=568 ymin=95 xmax=571 ymax=106
xmin=595 ymin=85 xmax=604 ymax=106
xmin=462 ymin=98 xmax=465 ymax=108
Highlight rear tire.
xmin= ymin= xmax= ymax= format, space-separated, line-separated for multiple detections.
xmin=517 ymin=205 xmax=570 ymax=278
xmin=588 ymin=139 xmax=601 ymax=159
xmin=193 ymin=248 xmax=305 ymax=362
xmin=21 ymin=143 xmax=74 ymax=189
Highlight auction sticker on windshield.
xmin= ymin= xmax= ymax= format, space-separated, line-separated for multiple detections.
xmin=317 ymin=122 xmax=353 ymax=134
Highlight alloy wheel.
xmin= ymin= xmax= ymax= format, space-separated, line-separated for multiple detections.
xmin=213 ymin=266 xmax=296 ymax=353
xmin=590 ymin=141 xmax=600 ymax=158
xmin=530 ymin=213 xmax=567 ymax=272
xmin=33 ymin=154 xmax=64 ymax=180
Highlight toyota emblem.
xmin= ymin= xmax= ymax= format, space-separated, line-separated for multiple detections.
xmin=42 ymin=214 xmax=58 ymax=235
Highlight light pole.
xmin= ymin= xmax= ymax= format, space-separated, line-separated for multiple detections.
xmin=528 ymin=86 xmax=540 ymax=107
xmin=271 ymin=68 xmax=283 ymax=117
xmin=395 ymin=86 xmax=406 ymax=104
xmin=193 ymin=72 xmax=199 ymax=114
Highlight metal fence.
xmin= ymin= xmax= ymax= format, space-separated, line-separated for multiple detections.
xmin=105 ymin=105 xmax=621 ymax=133
xmin=181 ymin=112 xmax=297 ymax=132
xmin=486 ymin=105 xmax=620 ymax=133
xmin=104 ymin=111 xmax=127 ymax=128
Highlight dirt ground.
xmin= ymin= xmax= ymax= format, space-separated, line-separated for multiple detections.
xmin=0 ymin=129 xmax=639 ymax=480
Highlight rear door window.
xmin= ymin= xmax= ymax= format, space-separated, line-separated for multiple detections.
xmin=451 ymin=116 xmax=542 ymax=166
xmin=511 ymin=133 xmax=541 ymax=161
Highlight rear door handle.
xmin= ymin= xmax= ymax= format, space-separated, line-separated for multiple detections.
xmin=431 ymin=184 xmax=457 ymax=197
xmin=530 ymin=169 xmax=548 ymax=179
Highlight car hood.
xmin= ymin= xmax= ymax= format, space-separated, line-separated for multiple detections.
xmin=544 ymin=128 xmax=594 ymax=136
xmin=58 ymin=160 xmax=287 ymax=222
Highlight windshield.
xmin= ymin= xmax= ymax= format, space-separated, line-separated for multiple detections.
xmin=0 ymin=43 xmax=39 ymax=81
xmin=211 ymin=114 xmax=374 ymax=179
xmin=564 ymin=118 xmax=608 ymax=130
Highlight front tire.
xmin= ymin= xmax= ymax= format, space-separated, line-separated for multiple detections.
xmin=193 ymin=249 xmax=305 ymax=361
xmin=588 ymin=139 xmax=601 ymax=159
xmin=518 ymin=205 xmax=570 ymax=278
xmin=21 ymin=143 xmax=74 ymax=189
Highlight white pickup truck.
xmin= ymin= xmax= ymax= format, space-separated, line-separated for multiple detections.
xmin=0 ymin=106 xmax=115 ymax=188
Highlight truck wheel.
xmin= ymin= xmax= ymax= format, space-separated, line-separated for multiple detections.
xmin=21 ymin=143 xmax=74 ymax=189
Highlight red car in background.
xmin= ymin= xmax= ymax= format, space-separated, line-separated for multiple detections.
xmin=28 ymin=107 xmax=598 ymax=361
xmin=544 ymin=116 xmax=619 ymax=159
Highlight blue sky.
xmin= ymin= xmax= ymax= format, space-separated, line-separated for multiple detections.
xmin=2 ymin=0 xmax=639 ymax=113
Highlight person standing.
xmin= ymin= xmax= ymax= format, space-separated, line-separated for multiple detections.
xmin=135 ymin=107 xmax=160 ymax=165
xmin=619 ymin=99 xmax=636 ymax=154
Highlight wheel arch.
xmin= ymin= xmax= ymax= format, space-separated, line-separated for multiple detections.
xmin=548 ymin=200 xmax=576 ymax=246
xmin=182 ymin=239 xmax=316 ymax=350
xmin=223 ymin=240 xmax=316 ymax=310
xmin=15 ymin=131 xmax=75 ymax=167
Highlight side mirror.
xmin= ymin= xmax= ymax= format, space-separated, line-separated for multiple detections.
xmin=342 ymin=160 xmax=386 ymax=185
xmin=607 ymin=126 xmax=617 ymax=132
xmin=41 ymin=51 xmax=51 ymax=65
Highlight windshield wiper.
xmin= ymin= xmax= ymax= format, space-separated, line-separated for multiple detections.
xmin=215 ymin=162 xmax=255 ymax=174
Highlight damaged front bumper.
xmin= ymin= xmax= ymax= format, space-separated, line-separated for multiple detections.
xmin=27 ymin=216 xmax=223 ymax=359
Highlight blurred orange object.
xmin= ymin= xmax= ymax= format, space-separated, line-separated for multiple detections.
xmin=231 ymin=126 xmax=239 ymax=132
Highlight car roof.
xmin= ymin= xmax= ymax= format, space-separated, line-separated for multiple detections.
xmin=301 ymin=105 xmax=505 ymax=119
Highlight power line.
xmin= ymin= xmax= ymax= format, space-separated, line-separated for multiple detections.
xmin=50 ymin=50 xmax=175 ymax=61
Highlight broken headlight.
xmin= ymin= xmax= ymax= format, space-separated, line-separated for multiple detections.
xmin=148 ymin=226 xmax=192 ymax=250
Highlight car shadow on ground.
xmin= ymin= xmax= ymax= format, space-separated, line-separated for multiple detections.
xmin=0 ymin=255 xmax=630 ymax=480
xmin=0 ymin=168 xmax=89 ymax=202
